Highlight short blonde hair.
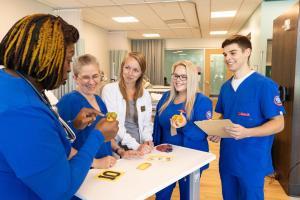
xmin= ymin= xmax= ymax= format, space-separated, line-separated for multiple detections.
xmin=73 ymin=54 xmax=100 ymax=76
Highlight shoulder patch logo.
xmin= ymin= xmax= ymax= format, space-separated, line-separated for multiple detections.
xmin=274 ymin=96 xmax=282 ymax=106
xmin=206 ymin=111 xmax=212 ymax=119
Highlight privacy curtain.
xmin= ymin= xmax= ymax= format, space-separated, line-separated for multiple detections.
xmin=109 ymin=50 xmax=128 ymax=81
xmin=131 ymin=39 xmax=165 ymax=85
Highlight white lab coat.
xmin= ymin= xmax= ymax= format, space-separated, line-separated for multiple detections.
xmin=101 ymin=82 xmax=153 ymax=150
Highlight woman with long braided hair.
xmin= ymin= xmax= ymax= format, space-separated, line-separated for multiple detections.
xmin=0 ymin=14 xmax=118 ymax=199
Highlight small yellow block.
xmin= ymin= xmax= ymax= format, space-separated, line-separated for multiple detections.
xmin=137 ymin=162 xmax=152 ymax=170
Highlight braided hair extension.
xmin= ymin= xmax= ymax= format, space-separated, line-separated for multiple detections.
xmin=0 ymin=14 xmax=79 ymax=89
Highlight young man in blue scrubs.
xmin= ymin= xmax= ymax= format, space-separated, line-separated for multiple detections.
xmin=209 ymin=35 xmax=285 ymax=200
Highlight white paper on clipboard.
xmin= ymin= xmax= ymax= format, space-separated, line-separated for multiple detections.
xmin=194 ymin=119 xmax=233 ymax=138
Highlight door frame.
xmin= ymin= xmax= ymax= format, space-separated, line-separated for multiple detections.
xmin=204 ymin=49 xmax=232 ymax=97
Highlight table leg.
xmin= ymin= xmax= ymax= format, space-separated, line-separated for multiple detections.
xmin=189 ymin=169 xmax=200 ymax=199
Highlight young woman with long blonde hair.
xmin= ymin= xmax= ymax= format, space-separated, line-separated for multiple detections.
xmin=153 ymin=60 xmax=212 ymax=200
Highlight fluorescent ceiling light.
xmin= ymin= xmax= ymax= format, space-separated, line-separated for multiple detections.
xmin=112 ymin=16 xmax=138 ymax=23
xmin=143 ymin=33 xmax=160 ymax=38
xmin=211 ymin=10 xmax=236 ymax=18
xmin=173 ymin=50 xmax=183 ymax=53
xmin=210 ymin=31 xmax=228 ymax=35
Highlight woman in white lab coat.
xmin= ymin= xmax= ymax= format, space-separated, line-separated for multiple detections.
xmin=102 ymin=52 xmax=153 ymax=154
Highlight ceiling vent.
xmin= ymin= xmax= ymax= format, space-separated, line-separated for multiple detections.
xmin=164 ymin=19 xmax=186 ymax=24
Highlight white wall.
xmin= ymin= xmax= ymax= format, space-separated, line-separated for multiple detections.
xmin=0 ymin=0 xmax=53 ymax=40
xmin=239 ymin=5 xmax=262 ymax=72
xmin=165 ymin=38 xmax=226 ymax=49
xmin=51 ymin=10 xmax=111 ymax=79
xmin=239 ymin=0 xmax=298 ymax=74
xmin=81 ymin=21 xmax=110 ymax=78
xmin=54 ymin=9 xmax=82 ymax=32
xmin=108 ymin=31 xmax=131 ymax=51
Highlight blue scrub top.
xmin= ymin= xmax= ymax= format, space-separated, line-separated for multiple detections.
xmin=57 ymin=90 xmax=112 ymax=158
xmin=0 ymin=69 xmax=105 ymax=199
xmin=215 ymin=72 xmax=285 ymax=177
xmin=153 ymin=92 xmax=212 ymax=170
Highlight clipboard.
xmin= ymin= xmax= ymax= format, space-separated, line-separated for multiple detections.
xmin=194 ymin=119 xmax=233 ymax=138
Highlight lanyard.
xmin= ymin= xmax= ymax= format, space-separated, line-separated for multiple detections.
xmin=15 ymin=71 xmax=76 ymax=142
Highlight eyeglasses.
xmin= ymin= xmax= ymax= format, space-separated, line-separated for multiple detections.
xmin=171 ymin=73 xmax=187 ymax=81
xmin=77 ymin=74 xmax=101 ymax=82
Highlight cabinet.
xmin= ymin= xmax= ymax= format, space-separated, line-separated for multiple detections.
xmin=272 ymin=2 xmax=300 ymax=197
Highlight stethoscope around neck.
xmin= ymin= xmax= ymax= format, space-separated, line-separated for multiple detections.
xmin=15 ymin=70 xmax=76 ymax=143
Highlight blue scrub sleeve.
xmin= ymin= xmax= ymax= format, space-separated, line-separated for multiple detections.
xmin=57 ymin=97 xmax=77 ymax=121
xmin=1 ymin=106 xmax=104 ymax=200
xmin=215 ymin=89 xmax=223 ymax=114
xmin=57 ymin=96 xmax=81 ymax=134
xmin=152 ymin=92 xmax=169 ymax=146
xmin=180 ymin=97 xmax=213 ymax=141
xmin=22 ymin=130 xmax=104 ymax=200
xmin=153 ymin=109 xmax=163 ymax=146
xmin=260 ymin=81 xmax=285 ymax=119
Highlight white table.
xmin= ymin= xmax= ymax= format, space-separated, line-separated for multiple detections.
xmin=76 ymin=145 xmax=216 ymax=200
xmin=146 ymin=88 xmax=170 ymax=94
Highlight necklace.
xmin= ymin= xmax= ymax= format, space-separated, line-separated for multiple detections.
xmin=15 ymin=71 xmax=76 ymax=142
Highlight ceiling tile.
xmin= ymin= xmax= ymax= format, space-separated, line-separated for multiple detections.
xmin=150 ymin=2 xmax=184 ymax=21
xmin=229 ymin=0 xmax=262 ymax=32
xmin=194 ymin=0 xmax=210 ymax=37
xmin=38 ymin=0 xmax=85 ymax=8
xmin=167 ymin=22 xmax=190 ymax=29
xmin=191 ymin=28 xmax=201 ymax=37
xmin=180 ymin=2 xmax=199 ymax=28
xmin=93 ymin=6 xmax=128 ymax=17
xmin=78 ymin=0 xmax=114 ymax=7
xmin=173 ymin=28 xmax=193 ymax=38
xmin=122 ymin=4 xmax=167 ymax=29
xmin=35 ymin=0 xmax=263 ymax=39
xmin=112 ymin=0 xmax=145 ymax=4
xmin=144 ymin=0 xmax=175 ymax=2
xmin=82 ymin=8 xmax=127 ymax=30
xmin=126 ymin=30 xmax=141 ymax=39
xmin=211 ymin=0 xmax=243 ymax=11
xmin=122 ymin=22 xmax=148 ymax=30
xmin=210 ymin=18 xmax=232 ymax=30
